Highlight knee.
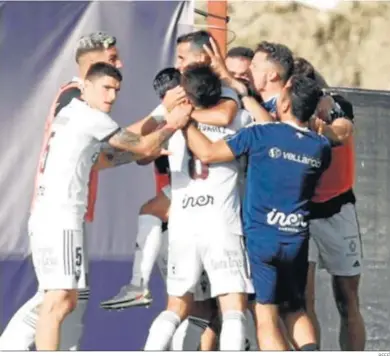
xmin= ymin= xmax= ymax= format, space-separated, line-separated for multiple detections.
xmin=41 ymin=290 xmax=78 ymax=323
xmin=332 ymin=276 xmax=361 ymax=318
xmin=140 ymin=195 xmax=169 ymax=221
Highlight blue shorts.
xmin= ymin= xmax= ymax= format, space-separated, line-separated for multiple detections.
xmin=246 ymin=235 xmax=308 ymax=311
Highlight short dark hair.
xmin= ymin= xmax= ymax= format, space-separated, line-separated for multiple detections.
xmin=255 ymin=41 xmax=294 ymax=83
xmin=287 ymin=75 xmax=323 ymax=123
xmin=227 ymin=46 xmax=254 ymax=60
xmin=153 ymin=67 xmax=181 ymax=99
xmin=181 ymin=64 xmax=221 ymax=108
xmin=293 ymin=57 xmax=316 ymax=80
xmin=176 ymin=30 xmax=212 ymax=53
xmin=85 ymin=62 xmax=122 ymax=82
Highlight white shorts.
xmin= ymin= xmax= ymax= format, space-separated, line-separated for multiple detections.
xmin=166 ymin=223 xmax=254 ymax=299
xmin=161 ymin=185 xmax=171 ymax=201
xmin=29 ymin=219 xmax=89 ymax=290
xmin=156 ymin=230 xmax=211 ymax=302
xmin=309 ymin=203 xmax=362 ymax=276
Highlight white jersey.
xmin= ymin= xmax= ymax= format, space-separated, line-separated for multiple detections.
xmin=168 ymin=109 xmax=253 ymax=235
xmin=31 ymin=98 xmax=119 ymax=223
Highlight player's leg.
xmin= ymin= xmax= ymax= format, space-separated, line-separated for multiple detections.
xmin=245 ymin=299 xmax=260 ymax=350
xmin=246 ymin=239 xmax=288 ymax=350
xmin=0 ymin=288 xmax=87 ymax=351
xmin=101 ymin=187 xmax=171 ymax=309
xmin=0 ymin=290 xmax=44 ymax=350
xmin=305 ymin=236 xmax=322 ymax=346
xmin=280 ymin=239 xmax=318 ymax=351
xmin=144 ymin=232 xmax=201 ymax=350
xmin=311 ymin=203 xmax=365 ymax=350
xmin=171 ymin=275 xmax=218 ymax=352
xmin=205 ymin=231 xmax=254 ymax=350
xmin=30 ymin=223 xmax=88 ymax=350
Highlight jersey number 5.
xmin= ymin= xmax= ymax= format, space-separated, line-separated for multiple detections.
xmin=188 ymin=151 xmax=209 ymax=180
xmin=39 ymin=131 xmax=56 ymax=174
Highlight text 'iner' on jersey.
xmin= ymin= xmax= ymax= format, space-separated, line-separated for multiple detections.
xmin=226 ymin=121 xmax=332 ymax=242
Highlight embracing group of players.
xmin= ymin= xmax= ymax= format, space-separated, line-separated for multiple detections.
xmin=0 ymin=29 xmax=365 ymax=351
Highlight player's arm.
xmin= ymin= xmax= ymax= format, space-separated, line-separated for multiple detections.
xmin=183 ymin=122 xmax=235 ymax=163
xmin=315 ymin=94 xmax=354 ymax=145
xmin=241 ymin=95 xmax=274 ymax=123
xmin=183 ymin=120 xmax=255 ymax=164
xmin=107 ymin=105 xmax=192 ymax=157
xmin=125 ymin=104 xmax=168 ymax=136
xmin=191 ymin=86 xmax=239 ymax=126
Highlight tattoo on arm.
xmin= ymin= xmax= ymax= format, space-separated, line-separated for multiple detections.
xmin=101 ymin=142 xmax=142 ymax=167
xmin=110 ymin=128 xmax=141 ymax=147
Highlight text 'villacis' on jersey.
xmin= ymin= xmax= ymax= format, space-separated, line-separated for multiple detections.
xmin=31 ymin=98 xmax=120 ymax=224
xmin=226 ymin=121 xmax=332 ymax=241
xmin=168 ymin=109 xmax=253 ymax=235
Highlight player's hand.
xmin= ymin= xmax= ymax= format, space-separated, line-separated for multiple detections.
xmin=162 ymin=86 xmax=187 ymax=113
xmin=203 ymin=37 xmax=230 ymax=80
xmin=165 ymin=103 xmax=193 ymax=130
xmin=315 ymin=95 xmax=334 ymax=123
xmin=309 ymin=116 xmax=326 ymax=135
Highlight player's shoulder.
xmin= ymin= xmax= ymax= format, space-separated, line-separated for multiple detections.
xmin=54 ymin=80 xmax=82 ymax=116
xmin=220 ymin=85 xmax=240 ymax=106
xmin=235 ymin=109 xmax=254 ymax=127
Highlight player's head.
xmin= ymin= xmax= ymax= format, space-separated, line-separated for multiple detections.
xmin=175 ymin=30 xmax=212 ymax=73
xmin=225 ymin=46 xmax=254 ymax=83
xmin=83 ymin=62 xmax=122 ymax=113
xmin=293 ymin=57 xmax=316 ymax=80
xmin=153 ymin=67 xmax=181 ymax=99
xmin=181 ymin=64 xmax=221 ymax=109
xmin=277 ymin=75 xmax=322 ymax=124
xmin=251 ymin=41 xmax=294 ymax=92
xmin=75 ymin=32 xmax=122 ymax=70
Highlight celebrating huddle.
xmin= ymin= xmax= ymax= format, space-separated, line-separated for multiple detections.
xmin=0 ymin=30 xmax=364 ymax=351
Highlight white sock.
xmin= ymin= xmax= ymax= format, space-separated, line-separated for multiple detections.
xmin=0 ymin=291 xmax=44 ymax=350
xmin=171 ymin=316 xmax=209 ymax=350
xmin=59 ymin=295 xmax=88 ymax=350
xmin=130 ymin=215 xmax=162 ymax=288
xmin=144 ymin=310 xmax=181 ymax=351
xmin=219 ymin=310 xmax=246 ymax=351
xmin=244 ymin=309 xmax=259 ymax=350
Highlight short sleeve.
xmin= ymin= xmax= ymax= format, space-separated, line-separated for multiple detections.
xmin=150 ymin=104 xmax=167 ymax=123
xmin=225 ymin=125 xmax=259 ymax=157
xmin=220 ymin=86 xmax=240 ymax=107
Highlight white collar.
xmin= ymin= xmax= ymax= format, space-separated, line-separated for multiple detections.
xmin=283 ymin=120 xmax=310 ymax=132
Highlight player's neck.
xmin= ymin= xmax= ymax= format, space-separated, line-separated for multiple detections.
xmin=261 ymin=85 xmax=282 ymax=102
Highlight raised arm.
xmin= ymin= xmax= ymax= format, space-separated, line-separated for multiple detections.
xmin=107 ymin=104 xmax=192 ymax=158
xmin=312 ymin=94 xmax=354 ymax=145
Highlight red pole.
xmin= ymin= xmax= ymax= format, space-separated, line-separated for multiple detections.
xmin=207 ymin=0 xmax=228 ymax=57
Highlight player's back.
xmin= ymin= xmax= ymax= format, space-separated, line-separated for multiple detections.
xmin=241 ymin=122 xmax=331 ymax=241
xmin=169 ymin=109 xmax=252 ymax=235
xmin=32 ymin=99 xmax=108 ymax=221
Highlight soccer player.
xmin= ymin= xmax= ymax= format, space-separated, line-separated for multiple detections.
xmin=183 ymin=75 xmax=332 ymax=351
xmin=26 ymin=62 xmax=192 ymax=351
xmin=101 ymin=30 xmax=241 ymax=309
xmin=294 ymin=57 xmax=365 ymax=351
xmin=225 ymin=46 xmax=254 ymax=83
xmin=0 ymin=31 xmax=125 ymax=351
xmin=144 ymin=63 xmax=254 ymax=351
